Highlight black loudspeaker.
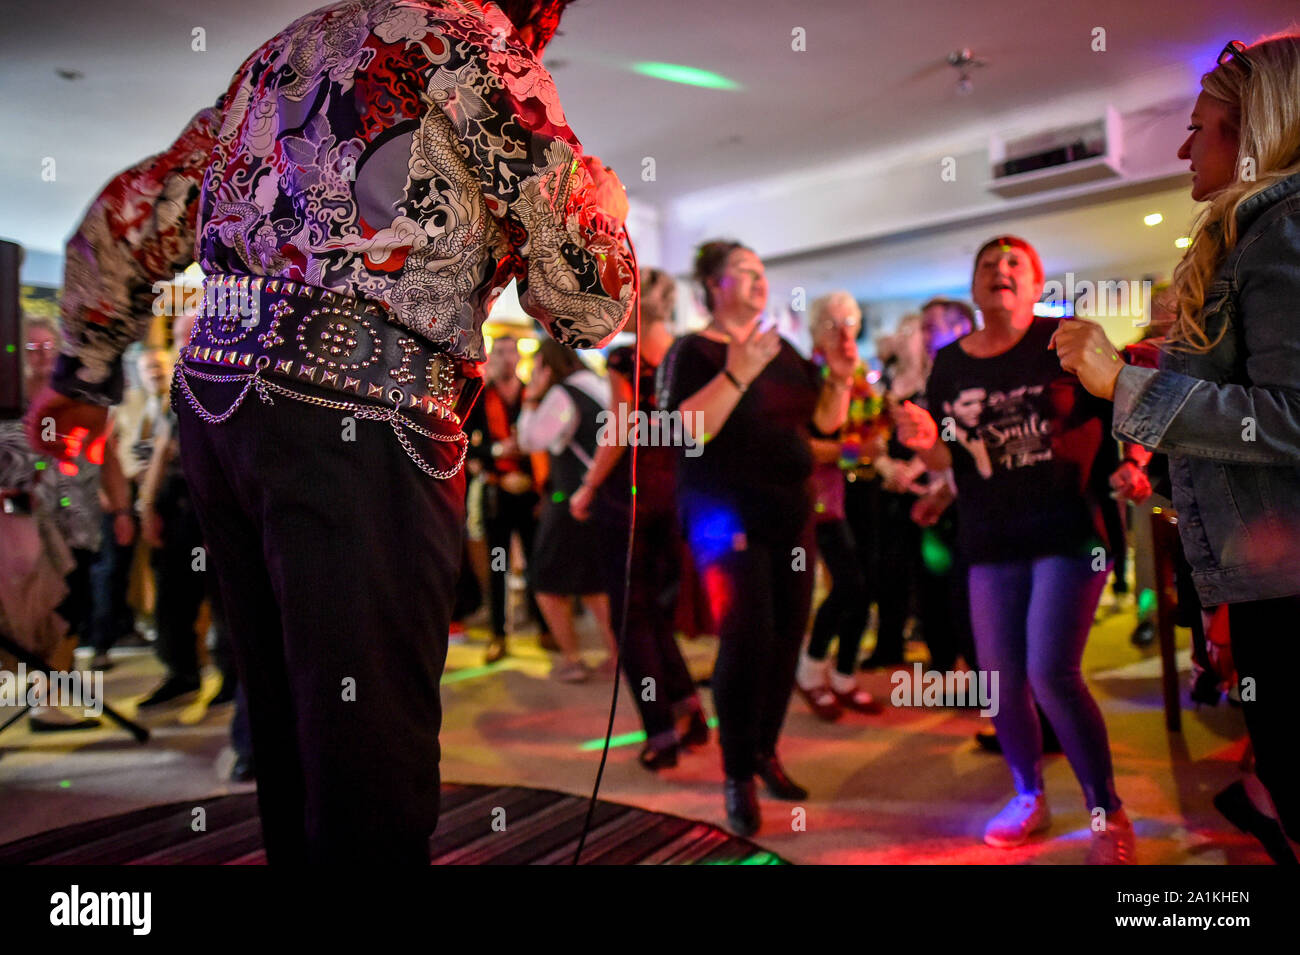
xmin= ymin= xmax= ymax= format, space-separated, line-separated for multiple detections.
xmin=0 ymin=239 xmax=23 ymax=420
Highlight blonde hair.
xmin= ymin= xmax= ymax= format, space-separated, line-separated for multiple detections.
xmin=1170 ymin=33 xmax=1300 ymax=351
xmin=809 ymin=290 xmax=861 ymax=340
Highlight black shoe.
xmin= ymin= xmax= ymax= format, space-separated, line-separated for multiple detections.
xmin=678 ymin=709 xmax=709 ymax=749
xmin=975 ymin=726 xmax=1062 ymax=755
xmin=209 ymin=678 xmax=237 ymax=707
xmin=724 ymin=777 xmax=760 ymax=837
xmin=1130 ymin=620 xmax=1155 ymax=647
xmin=138 ymin=676 xmax=201 ymax=709
xmin=29 ymin=714 xmax=102 ymax=733
xmin=230 ymin=754 xmax=256 ymax=783
xmin=755 ymin=753 xmax=808 ymax=801
xmin=1190 ymin=668 xmax=1222 ymax=707
xmin=638 ymin=742 xmax=679 ymax=771
xmin=1213 ymin=781 xmax=1298 ymax=865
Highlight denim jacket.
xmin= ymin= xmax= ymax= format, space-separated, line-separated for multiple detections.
xmin=1113 ymin=171 xmax=1300 ymax=605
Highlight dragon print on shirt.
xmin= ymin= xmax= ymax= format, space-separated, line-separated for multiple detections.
xmin=54 ymin=0 xmax=633 ymax=404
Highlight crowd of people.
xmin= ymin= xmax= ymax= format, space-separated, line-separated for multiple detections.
xmin=6 ymin=0 xmax=1297 ymax=867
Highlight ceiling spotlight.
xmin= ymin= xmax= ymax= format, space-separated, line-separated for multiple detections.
xmin=1175 ymin=236 xmax=1191 ymax=249
xmin=55 ymin=68 xmax=84 ymax=81
xmin=1144 ymin=213 xmax=1164 ymax=226
xmin=947 ymin=48 xmax=986 ymax=96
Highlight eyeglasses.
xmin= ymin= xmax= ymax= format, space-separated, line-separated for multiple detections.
xmin=817 ymin=318 xmax=862 ymax=333
xmin=25 ymin=341 xmax=57 ymax=351
xmin=1217 ymin=40 xmax=1252 ymax=74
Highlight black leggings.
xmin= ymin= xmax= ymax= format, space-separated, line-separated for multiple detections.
xmin=808 ymin=517 xmax=870 ymax=674
xmin=1229 ymin=594 xmax=1300 ymax=841
xmin=483 ymin=486 xmax=540 ymax=637
xmin=686 ymin=513 xmax=814 ymax=779
xmin=607 ymin=509 xmax=697 ymax=747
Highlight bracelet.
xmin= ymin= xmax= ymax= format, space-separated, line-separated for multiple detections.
xmin=723 ymin=369 xmax=747 ymax=393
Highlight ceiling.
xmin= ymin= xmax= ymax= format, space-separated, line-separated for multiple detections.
xmin=763 ymin=180 xmax=1199 ymax=304
xmin=1 ymin=0 xmax=1294 ymax=289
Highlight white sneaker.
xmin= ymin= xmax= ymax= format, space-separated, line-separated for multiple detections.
xmin=983 ymin=792 xmax=1051 ymax=848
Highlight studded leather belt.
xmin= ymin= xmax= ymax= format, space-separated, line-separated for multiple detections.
xmin=174 ymin=274 xmax=483 ymax=478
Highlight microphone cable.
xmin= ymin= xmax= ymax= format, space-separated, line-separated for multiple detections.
xmin=573 ymin=228 xmax=640 ymax=863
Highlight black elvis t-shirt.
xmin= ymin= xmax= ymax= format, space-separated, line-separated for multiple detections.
xmin=657 ymin=333 xmax=821 ymax=544
xmin=926 ymin=319 xmax=1118 ymax=564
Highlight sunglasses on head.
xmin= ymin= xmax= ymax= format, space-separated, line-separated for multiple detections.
xmin=1217 ymin=40 xmax=1252 ymax=74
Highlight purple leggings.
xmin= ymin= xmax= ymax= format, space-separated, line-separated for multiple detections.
xmin=968 ymin=554 xmax=1121 ymax=813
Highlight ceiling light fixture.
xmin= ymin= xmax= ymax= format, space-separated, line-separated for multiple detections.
xmin=947 ymin=49 xmax=986 ymax=96
xmin=1144 ymin=213 xmax=1164 ymax=226
xmin=1175 ymin=236 xmax=1191 ymax=248
xmin=631 ymin=62 xmax=741 ymax=91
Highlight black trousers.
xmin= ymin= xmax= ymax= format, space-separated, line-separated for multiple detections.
xmin=915 ymin=514 xmax=974 ymax=672
xmin=607 ymin=509 xmax=696 ymax=746
xmin=58 ymin=547 xmax=98 ymax=643
xmin=177 ymin=375 xmax=464 ymax=864
xmin=687 ymin=514 xmax=814 ymax=779
xmin=808 ymin=515 xmax=871 ymax=674
xmin=483 ymin=484 xmax=540 ymax=637
xmin=874 ymin=488 xmax=919 ymax=664
xmin=90 ymin=497 xmax=136 ymax=652
xmin=1228 ymin=594 xmax=1300 ymax=842
xmin=151 ymin=473 xmax=205 ymax=683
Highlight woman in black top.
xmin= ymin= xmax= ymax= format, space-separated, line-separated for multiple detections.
xmin=658 ymin=240 xmax=855 ymax=836
xmin=896 ymin=235 xmax=1135 ymax=864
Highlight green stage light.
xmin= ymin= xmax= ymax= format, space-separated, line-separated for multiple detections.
xmin=631 ymin=62 xmax=741 ymax=90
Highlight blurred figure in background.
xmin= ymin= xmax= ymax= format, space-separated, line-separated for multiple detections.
xmin=0 ymin=317 xmax=123 ymax=730
xmin=88 ymin=346 xmax=172 ymax=669
xmin=518 ymin=339 xmax=619 ymax=682
xmin=909 ymin=297 xmax=977 ymax=674
xmin=572 ymin=267 xmax=709 ymax=768
xmin=866 ymin=313 xmax=930 ymax=669
xmin=796 ymin=291 xmax=885 ymax=720
xmin=465 ymin=335 xmax=547 ymax=664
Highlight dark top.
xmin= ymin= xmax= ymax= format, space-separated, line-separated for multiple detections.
xmin=927 ymin=319 xmax=1118 ymax=564
xmin=465 ymin=379 xmax=532 ymax=482
xmin=658 ymin=333 xmax=822 ymax=543
xmin=548 ymin=378 xmax=606 ymax=499
xmin=880 ymin=376 xmax=936 ymax=497
xmin=605 ymin=345 xmax=676 ymax=517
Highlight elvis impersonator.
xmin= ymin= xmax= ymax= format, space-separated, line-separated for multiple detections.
xmin=25 ymin=0 xmax=634 ymax=863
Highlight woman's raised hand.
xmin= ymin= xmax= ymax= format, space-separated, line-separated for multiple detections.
xmin=725 ymin=325 xmax=781 ymax=387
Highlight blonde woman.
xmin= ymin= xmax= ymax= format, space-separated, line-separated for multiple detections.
xmin=1054 ymin=34 xmax=1300 ymax=863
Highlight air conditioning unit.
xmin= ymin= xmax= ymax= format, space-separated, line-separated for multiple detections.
xmin=988 ymin=106 xmax=1122 ymax=197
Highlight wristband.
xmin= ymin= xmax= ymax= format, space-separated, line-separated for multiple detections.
xmin=723 ymin=369 xmax=747 ymax=393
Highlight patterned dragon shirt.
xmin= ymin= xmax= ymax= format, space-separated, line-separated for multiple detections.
xmin=52 ymin=0 xmax=635 ymax=405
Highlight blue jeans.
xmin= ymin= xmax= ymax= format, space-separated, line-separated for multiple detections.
xmin=968 ymin=555 xmax=1121 ymax=813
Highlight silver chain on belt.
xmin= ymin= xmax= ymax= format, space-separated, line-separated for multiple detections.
xmin=173 ymin=358 xmax=468 ymax=480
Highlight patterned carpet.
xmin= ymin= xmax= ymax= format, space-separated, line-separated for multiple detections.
xmin=0 ymin=783 xmax=786 ymax=865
